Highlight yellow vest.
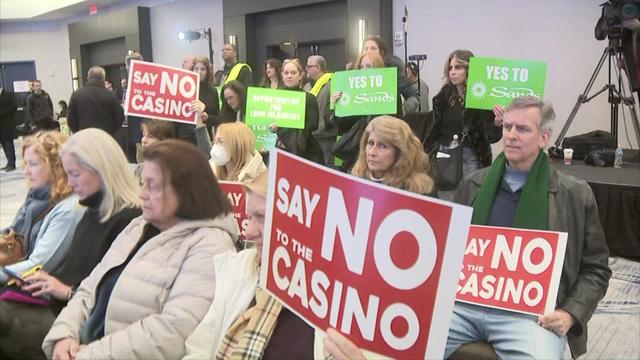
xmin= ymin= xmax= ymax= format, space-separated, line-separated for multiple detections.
xmin=224 ymin=63 xmax=252 ymax=84
xmin=309 ymin=73 xmax=332 ymax=97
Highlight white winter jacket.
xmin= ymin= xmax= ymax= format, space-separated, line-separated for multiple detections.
xmin=42 ymin=214 xmax=238 ymax=359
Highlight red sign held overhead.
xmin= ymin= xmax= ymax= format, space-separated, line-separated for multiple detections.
xmin=89 ymin=4 xmax=98 ymax=15
xmin=218 ymin=181 xmax=248 ymax=240
xmin=124 ymin=60 xmax=200 ymax=124
xmin=260 ymin=149 xmax=473 ymax=359
xmin=456 ymin=225 xmax=567 ymax=316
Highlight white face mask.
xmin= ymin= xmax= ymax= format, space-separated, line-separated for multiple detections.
xmin=210 ymin=143 xmax=231 ymax=166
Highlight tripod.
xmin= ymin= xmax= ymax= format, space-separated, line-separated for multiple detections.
xmin=553 ymin=38 xmax=640 ymax=151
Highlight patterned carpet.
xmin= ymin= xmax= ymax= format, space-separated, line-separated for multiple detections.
xmin=1 ymin=138 xmax=639 ymax=359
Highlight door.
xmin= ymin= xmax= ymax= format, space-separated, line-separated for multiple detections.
xmin=0 ymin=61 xmax=37 ymax=126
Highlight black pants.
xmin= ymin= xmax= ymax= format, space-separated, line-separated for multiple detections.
xmin=0 ymin=139 xmax=16 ymax=167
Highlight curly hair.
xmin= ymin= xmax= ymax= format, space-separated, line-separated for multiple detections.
xmin=22 ymin=131 xmax=73 ymax=202
xmin=442 ymin=49 xmax=474 ymax=84
xmin=191 ymin=56 xmax=215 ymax=87
xmin=351 ymin=116 xmax=434 ymax=195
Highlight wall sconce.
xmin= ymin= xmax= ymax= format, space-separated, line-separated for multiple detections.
xmin=357 ymin=18 xmax=367 ymax=52
xmin=228 ymin=35 xmax=237 ymax=47
xmin=70 ymin=58 xmax=79 ymax=91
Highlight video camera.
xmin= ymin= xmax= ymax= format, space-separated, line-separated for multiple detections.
xmin=595 ymin=0 xmax=640 ymax=40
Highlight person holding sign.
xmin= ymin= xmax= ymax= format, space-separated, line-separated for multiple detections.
xmin=424 ymin=50 xmax=504 ymax=201
xmin=191 ymin=56 xmax=220 ymax=139
xmin=351 ymin=115 xmax=435 ymax=196
xmin=184 ymin=171 xmax=367 ymax=360
xmin=269 ymin=59 xmax=324 ymax=164
xmin=331 ymin=51 xmax=393 ymax=171
xmin=445 ymin=96 xmax=611 ymax=359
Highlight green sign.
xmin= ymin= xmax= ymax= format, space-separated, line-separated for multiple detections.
xmin=250 ymin=124 xmax=277 ymax=152
xmin=331 ymin=67 xmax=397 ymax=117
xmin=465 ymin=57 xmax=547 ymax=110
xmin=245 ymin=87 xmax=306 ymax=129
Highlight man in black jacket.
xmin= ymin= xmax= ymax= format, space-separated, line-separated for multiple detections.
xmin=25 ymin=80 xmax=55 ymax=131
xmin=0 ymin=87 xmax=17 ymax=171
xmin=68 ymin=66 xmax=124 ymax=137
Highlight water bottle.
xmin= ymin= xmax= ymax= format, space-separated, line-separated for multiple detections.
xmin=614 ymin=145 xmax=623 ymax=168
xmin=449 ymin=134 xmax=460 ymax=149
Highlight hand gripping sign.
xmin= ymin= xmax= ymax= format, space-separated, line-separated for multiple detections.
xmin=124 ymin=60 xmax=200 ymax=124
xmin=260 ymin=150 xmax=472 ymax=359
xmin=218 ymin=181 xmax=248 ymax=240
xmin=456 ymin=225 xmax=567 ymax=316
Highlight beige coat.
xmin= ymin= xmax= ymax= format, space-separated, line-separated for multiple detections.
xmin=42 ymin=214 xmax=239 ymax=359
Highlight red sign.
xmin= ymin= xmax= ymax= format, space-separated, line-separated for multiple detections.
xmin=456 ymin=225 xmax=567 ymax=316
xmin=124 ymin=60 xmax=200 ymax=124
xmin=218 ymin=181 xmax=247 ymax=240
xmin=260 ymin=150 xmax=472 ymax=359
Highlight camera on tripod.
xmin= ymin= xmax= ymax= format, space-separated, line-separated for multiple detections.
xmin=595 ymin=0 xmax=640 ymax=40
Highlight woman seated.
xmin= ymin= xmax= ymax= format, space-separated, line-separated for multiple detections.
xmin=0 ymin=128 xmax=141 ymax=359
xmin=351 ymin=115 xmax=435 ymax=196
xmin=210 ymin=123 xmax=266 ymax=182
xmin=0 ymin=131 xmax=84 ymax=284
xmin=270 ymin=58 xmax=324 ymax=164
xmin=42 ymin=140 xmax=239 ymax=359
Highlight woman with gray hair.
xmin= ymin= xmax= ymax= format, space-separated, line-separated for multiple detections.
xmin=0 ymin=128 xmax=141 ymax=359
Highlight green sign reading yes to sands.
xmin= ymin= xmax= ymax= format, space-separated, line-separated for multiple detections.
xmin=465 ymin=57 xmax=547 ymax=110
xmin=332 ymin=67 xmax=397 ymax=117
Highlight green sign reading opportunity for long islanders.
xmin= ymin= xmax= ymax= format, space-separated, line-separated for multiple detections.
xmin=245 ymin=87 xmax=306 ymax=129
xmin=332 ymin=67 xmax=397 ymax=117
xmin=465 ymin=57 xmax=547 ymax=110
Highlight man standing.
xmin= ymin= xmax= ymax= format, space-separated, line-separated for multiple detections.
xmin=402 ymin=61 xmax=430 ymax=115
xmin=25 ymin=80 xmax=55 ymax=131
xmin=304 ymin=55 xmax=336 ymax=165
xmin=0 ymin=87 xmax=17 ymax=171
xmin=220 ymin=43 xmax=253 ymax=87
xmin=67 ymin=66 xmax=124 ymax=136
xmin=445 ymin=96 xmax=611 ymax=359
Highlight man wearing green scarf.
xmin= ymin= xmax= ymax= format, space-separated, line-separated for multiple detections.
xmin=445 ymin=96 xmax=611 ymax=359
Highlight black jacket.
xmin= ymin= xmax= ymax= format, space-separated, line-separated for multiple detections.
xmin=0 ymin=90 xmax=17 ymax=141
xmin=26 ymin=91 xmax=54 ymax=129
xmin=424 ymin=83 xmax=502 ymax=167
xmin=68 ymin=81 xmax=124 ymax=136
xmin=277 ymin=89 xmax=324 ymax=164
xmin=456 ymin=164 xmax=611 ymax=359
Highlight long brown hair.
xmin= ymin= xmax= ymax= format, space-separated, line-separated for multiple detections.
xmin=142 ymin=140 xmax=231 ymax=220
xmin=351 ymin=116 xmax=434 ymax=195
xmin=191 ymin=56 xmax=215 ymax=87
xmin=259 ymin=58 xmax=283 ymax=88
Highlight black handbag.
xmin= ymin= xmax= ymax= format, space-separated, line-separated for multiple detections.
xmin=332 ymin=118 xmax=368 ymax=164
xmin=433 ymin=144 xmax=463 ymax=191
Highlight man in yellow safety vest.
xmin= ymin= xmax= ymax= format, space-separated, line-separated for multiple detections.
xmin=304 ymin=55 xmax=336 ymax=166
xmin=220 ymin=43 xmax=253 ymax=88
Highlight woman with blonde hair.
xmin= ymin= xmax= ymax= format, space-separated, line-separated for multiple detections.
xmin=351 ymin=115 xmax=434 ymax=195
xmin=210 ymin=122 xmax=266 ymax=182
xmin=0 ymin=131 xmax=84 ymax=283
xmin=269 ymin=58 xmax=324 ymax=163
xmin=0 ymin=128 xmax=141 ymax=359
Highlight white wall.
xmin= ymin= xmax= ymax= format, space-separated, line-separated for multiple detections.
xmin=150 ymin=0 xmax=225 ymax=71
xmin=0 ymin=0 xmax=224 ymax=105
xmin=392 ymin=0 xmax=639 ymax=149
xmin=0 ymin=22 xmax=73 ymax=106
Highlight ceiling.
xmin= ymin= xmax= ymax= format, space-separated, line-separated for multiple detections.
xmin=0 ymin=0 xmax=132 ymax=22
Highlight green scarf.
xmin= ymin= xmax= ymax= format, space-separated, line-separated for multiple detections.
xmin=471 ymin=151 xmax=549 ymax=230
